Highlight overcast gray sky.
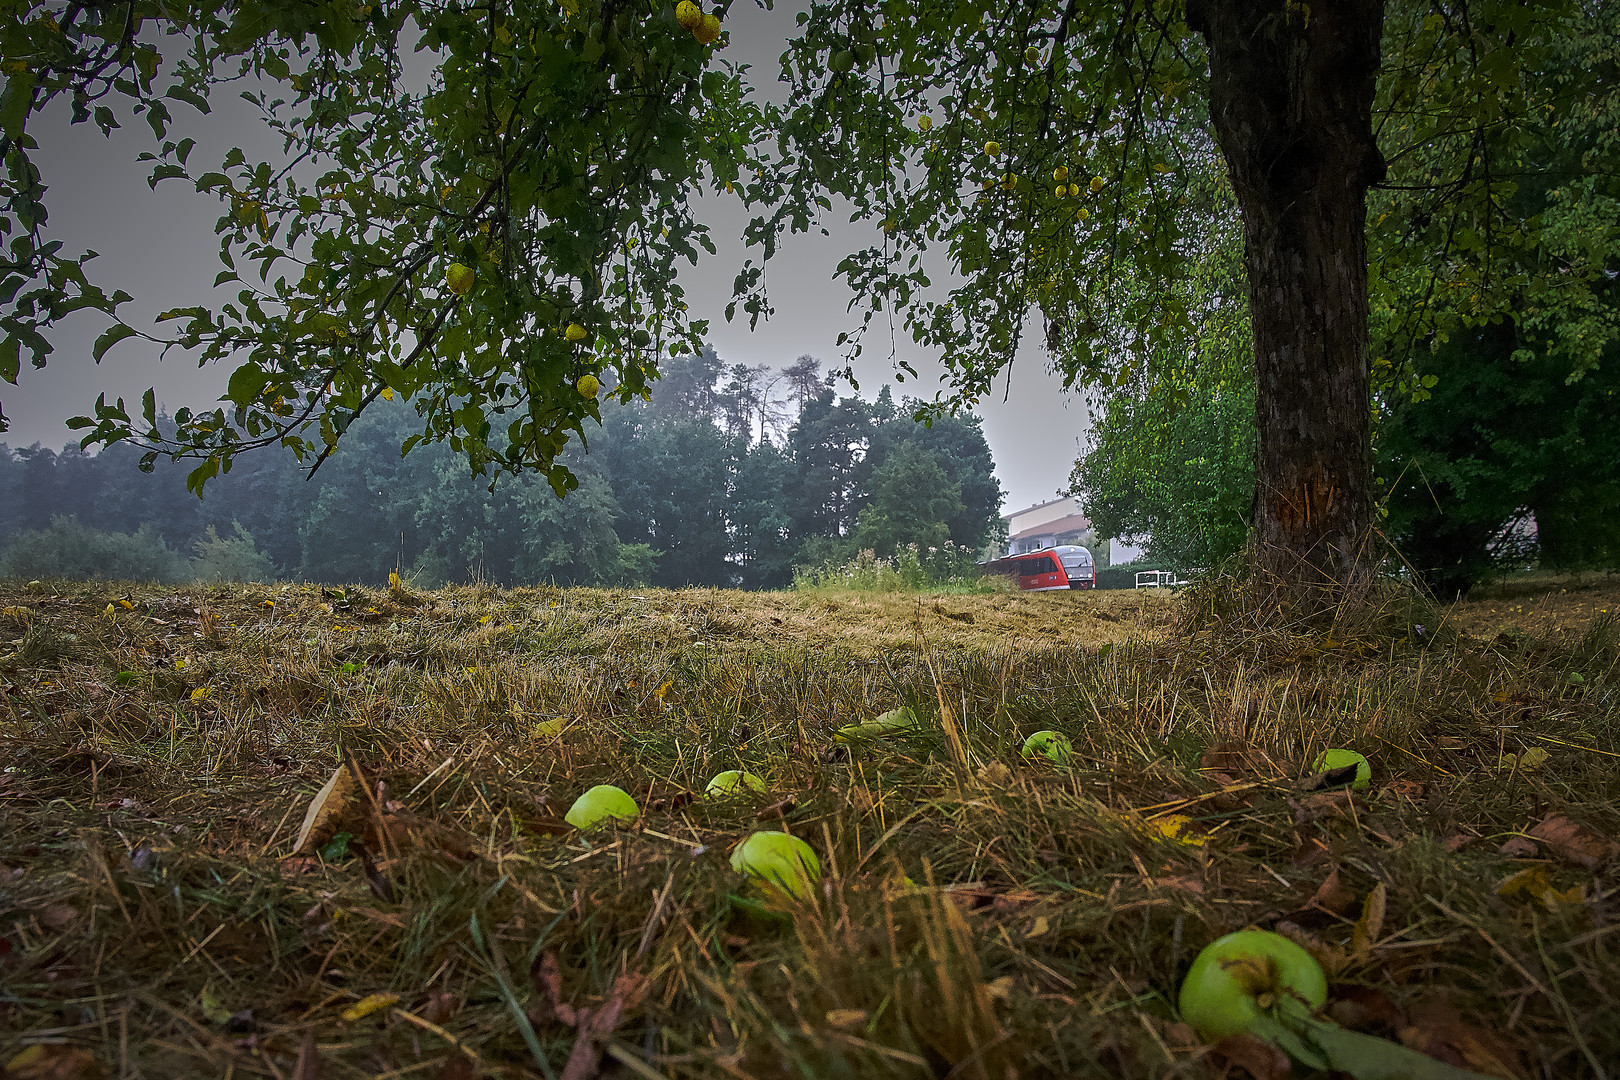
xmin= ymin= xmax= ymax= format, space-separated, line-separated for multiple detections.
xmin=3 ymin=2 xmax=1092 ymax=517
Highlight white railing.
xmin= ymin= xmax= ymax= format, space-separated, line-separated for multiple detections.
xmin=1136 ymin=569 xmax=1194 ymax=589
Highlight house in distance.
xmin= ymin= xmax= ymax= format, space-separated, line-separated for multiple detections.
xmin=1002 ymin=497 xmax=1109 ymax=563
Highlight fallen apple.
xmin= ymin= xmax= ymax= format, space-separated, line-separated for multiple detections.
xmin=1311 ymin=748 xmax=1370 ymax=791
xmin=1020 ymin=729 xmax=1073 ymax=765
xmin=1178 ymin=930 xmax=1328 ymax=1043
xmin=730 ymin=831 xmax=821 ymax=900
xmin=705 ymin=770 xmax=767 ymax=799
xmin=564 ymin=784 xmax=639 ymax=830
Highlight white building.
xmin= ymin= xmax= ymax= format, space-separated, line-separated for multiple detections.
xmin=1002 ymin=497 xmax=1105 ymax=562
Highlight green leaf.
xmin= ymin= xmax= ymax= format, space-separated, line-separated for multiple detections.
xmin=165 ymin=85 xmax=211 ymax=114
xmin=1290 ymin=1013 xmax=1495 ymax=1080
xmin=227 ymin=362 xmax=271 ymax=405
xmin=92 ymin=324 xmax=138 ymax=363
xmin=0 ymin=72 xmax=37 ymax=139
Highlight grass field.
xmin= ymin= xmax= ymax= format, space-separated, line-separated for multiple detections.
xmin=1 ymin=573 xmax=1617 ymax=1079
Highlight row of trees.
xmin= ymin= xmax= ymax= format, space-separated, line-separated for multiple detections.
xmin=1 ymin=352 xmax=1005 ymax=589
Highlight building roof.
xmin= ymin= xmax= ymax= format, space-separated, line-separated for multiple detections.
xmin=1001 ymin=495 xmax=1072 ymax=523
xmin=1010 ymin=512 xmax=1092 ymax=541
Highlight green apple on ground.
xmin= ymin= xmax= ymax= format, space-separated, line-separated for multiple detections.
xmin=730 ymin=831 xmax=821 ymax=900
xmin=705 ymin=770 xmax=767 ymax=799
xmin=1178 ymin=930 xmax=1327 ymax=1042
xmin=564 ymin=784 xmax=639 ymax=829
xmin=1312 ymin=748 xmax=1371 ymax=791
xmin=1021 ymin=729 xmax=1073 ymax=765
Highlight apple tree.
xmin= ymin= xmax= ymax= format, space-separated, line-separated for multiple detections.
xmin=1 ymin=0 xmax=782 ymax=496
xmin=767 ymin=0 xmax=1594 ymax=606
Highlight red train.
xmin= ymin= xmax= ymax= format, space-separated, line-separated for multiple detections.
xmin=979 ymin=545 xmax=1096 ymax=591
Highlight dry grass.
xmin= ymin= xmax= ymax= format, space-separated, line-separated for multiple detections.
xmin=0 ymin=576 xmax=1616 ymax=1079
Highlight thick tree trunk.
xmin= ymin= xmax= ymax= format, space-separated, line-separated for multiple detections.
xmin=1188 ymin=0 xmax=1386 ymax=607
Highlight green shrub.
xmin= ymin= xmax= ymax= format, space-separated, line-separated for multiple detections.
xmin=792 ymin=542 xmax=1006 ymax=595
xmin=0 ymin=517 xmax=190 ymax=582
xmin=190 ymin=523 xmax=277 ymax=583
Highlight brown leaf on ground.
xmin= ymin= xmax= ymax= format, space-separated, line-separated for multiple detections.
xmin=528 ymin=951 xmax=578 ymax=1027
xmin=1440 ymin=834 xmax=1473 ymax=853
xmin=1211 ymin=1033 xmax=1292 ymax=1080
xmin=420 ymin=992 xmax=459 ymax=1025
xmin=1309 ymin=866 xmax=1359 ymax=918
xmin=1379 ymin=779 xmax=1425 ymax=801
xmin=1399 ymin=997 xmax=1524 ymax=1080
xmin=1351 ymin=882 xmax=1387 ymax=956
xmin=1326 ymin=984 xmax=1404 ymax=1034
xmin=37 ymin=903 xmax=78 ymax=930
xmin=292 ymin=765 xmax=358 ymax=854
xmin=3 ymin=1045 xmax=106 ymax=1080
xmin=1287 ymin=837 xmax=1334 ymax=869
xmin=1155 ymin=875 xmax=1205 ymax=897
xmin=1497 ymin=835 xmax=1539 ymax=858
xmin=558 ymin=970 xmax=646 ymax=1080
xmin=1526 ymin=813 xmax=1618 ymax=869
xmin=1289 ymin=790 xmax=1355 ymax=825
xmin=369 ymin=810 xmax=480 ymax=863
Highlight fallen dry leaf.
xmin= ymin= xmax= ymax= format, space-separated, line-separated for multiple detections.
xmin=1212 ymin=1032 xmax=1292 ymax=1080
xmin=1398 ymin=996 xmax=1523 ymax=1080
xmin=1497 ymin=835 xmax=1539 ymax=859
xmin=1325 ymin=983 xmax=1404 ymax=1034
xmin=37 ymin=903 xmax=77 ymax=930
xmin=824 ymin=1008 xmax=869 ymax=1031
xmin=1495 ymin=866 xmax=1584 ymax=908
xmin=528 ymin=951 xmax=578 ymax=1027
xmin=1526 ymin=813 xmax=1617 ymax=869
xmin=341 ymin=992 xmax=401 ymax=1022
xmin=421 ymin=991 xmax=459 ymax=1024
xmin=3 ymin=1045 xmax=106 ymax=1080
xmin=1351 ymin=881 xmax=1387 ymax=956
xmin=1289 ymin=789 xmax=1355 ymax=825
xmin=292 ymin=765 xmax=357 ymax=854
xmin=558 ymin=970 xmax=647 ymax=1080
xmin=1309 ymin=866 xmax=1359 ymax=918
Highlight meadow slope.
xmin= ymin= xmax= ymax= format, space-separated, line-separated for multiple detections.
xmin=1 ymin=576 xmax=1617 ymax=1079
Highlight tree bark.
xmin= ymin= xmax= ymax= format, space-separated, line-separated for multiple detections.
xmin=1187 ymin=0 xmax=1386 ymax=607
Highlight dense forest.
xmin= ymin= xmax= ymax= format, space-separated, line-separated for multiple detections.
xmin=0 ymin=350 xmax=1005 ymax=589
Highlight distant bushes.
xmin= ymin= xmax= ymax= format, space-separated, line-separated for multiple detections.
xmin=792 ymin=542 xmax=1006 ymax=595
xmin=0 ymin=517 xmax=274 ymax=583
